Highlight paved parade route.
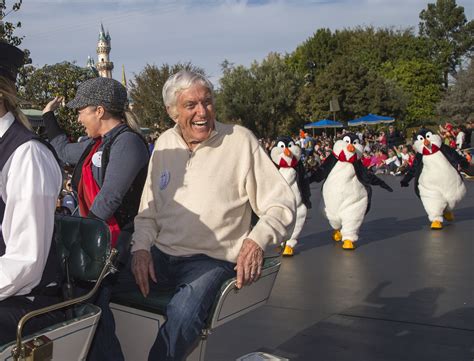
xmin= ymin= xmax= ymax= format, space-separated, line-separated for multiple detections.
xmin=207 ymin=176 xmax=474 ymax=361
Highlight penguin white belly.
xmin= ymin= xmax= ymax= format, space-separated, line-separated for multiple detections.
xmin=279 ymin=168 xmax=306 ymax=246
xmin=322 ymin=162 xmax=368 ymax=241
xmin=419 ymin=152 xmax=466 ymax=212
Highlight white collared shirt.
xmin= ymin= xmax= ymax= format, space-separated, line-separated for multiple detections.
xmin=0 ymin=112 xmax=62 ymax=300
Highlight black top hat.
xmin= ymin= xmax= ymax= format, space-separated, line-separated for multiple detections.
xmin=0 ymin=42 xmax=25 ymax=82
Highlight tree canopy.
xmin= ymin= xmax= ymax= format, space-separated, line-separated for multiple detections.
xmin=419 ymin=0 xmax=474 ymax=88
xmin=296 ymin=55 xmax=408 ymax=124
xmin=438 ymin=57 xmax=474 ymax=122
xmin=217 ymin=53 xmax=302 ymax=138
xmin=0 ymin=0 xmax=23 ymax=46
xmin=19 ymin=62 xmax=96 ymax=138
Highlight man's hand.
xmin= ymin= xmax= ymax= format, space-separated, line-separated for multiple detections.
xmin=42 ymin=96 xmax=64 ymax=114
xmin=131 ymin=249 xmax=157 ymax=297
xmin=235 ymin=238 xmax=263 ymax=289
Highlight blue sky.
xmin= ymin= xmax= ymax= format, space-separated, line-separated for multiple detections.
xmin=7 ymin=0 xmax=474 ymax=85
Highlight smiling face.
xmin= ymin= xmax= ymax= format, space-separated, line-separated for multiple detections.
xmin=169 ymin=84 xmax=216 ymax=150
xmin=77 ymin=106 xmax=102 ymax=138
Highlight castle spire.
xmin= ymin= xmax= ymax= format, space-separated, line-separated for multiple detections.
xmin=121 ymin=65 xmax=127 ymax=89
xmin=96 ymin=24 xmax=113 ymax=78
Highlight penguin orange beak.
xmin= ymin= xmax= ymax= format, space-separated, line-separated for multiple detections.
xmin=284 ymin=148 xmax=291 ymax=157
xmin=424 ymin=139 xmax=431 ymax=147
xmin=347 ymin=144 xmax=355 ymax=153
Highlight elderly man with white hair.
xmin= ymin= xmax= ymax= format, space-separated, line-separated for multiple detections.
xmin=109 ymin=70 xmax=296 ymax=361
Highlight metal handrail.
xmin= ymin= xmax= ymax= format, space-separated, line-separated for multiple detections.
xmin=11 ymin=248 xmax=118 ymax=361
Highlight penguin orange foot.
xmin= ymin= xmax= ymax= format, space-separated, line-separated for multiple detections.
xmin=431 ymin=220 xmax=443 ymax=230
xmin=282 ymin=245 xmax=294 ymax=256
xmin=332 ymin=230 xmax=342 ymax=242
xmin=443 ymin=211 xmax=454 ymax=222
xmin=342 ymin=240 xmax=355 ymax=250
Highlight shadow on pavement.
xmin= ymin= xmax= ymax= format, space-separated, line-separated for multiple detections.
xmin=258 ymin=282 xmax=474 ymax=361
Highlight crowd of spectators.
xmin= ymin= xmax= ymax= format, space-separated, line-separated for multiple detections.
xmin=259 ymin=120 xmax=474 ymax=178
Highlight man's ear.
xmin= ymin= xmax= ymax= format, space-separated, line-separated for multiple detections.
xmin=166 ymin=105 xmax=178 ymax=123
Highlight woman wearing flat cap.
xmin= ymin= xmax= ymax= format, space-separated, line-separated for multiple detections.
xmin=0 ymin=42 xmax=64 ymax=344
xmin=43 ymin=77 xmax=150 ymax=246
xmin=42 ymin=76 xmax=150 ymax=360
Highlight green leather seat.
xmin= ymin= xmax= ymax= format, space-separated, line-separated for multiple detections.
xmin=54 ymin=215 xmax=111 ymax=281
xmin=1 ymin=216 xmax=114 ymax=360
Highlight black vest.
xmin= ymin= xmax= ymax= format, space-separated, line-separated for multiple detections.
xmin=71 ymin=126 xmax=148 ymax=230
xmin=0 ymin=120 xmax=61 ymax=295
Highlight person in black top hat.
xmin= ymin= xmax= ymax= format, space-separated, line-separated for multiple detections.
xmin=0 ymin=42 xmax=65 ymax=345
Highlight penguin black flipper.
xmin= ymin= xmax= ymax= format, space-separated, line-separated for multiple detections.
xmin=440 ymin=144 xmax=469 ymax=171
xmin=310 ymin=153 xmax=337 ymax=183
xmin=400 ymin=153 xmax=423 ymax=198
xmin=354 ymin=161 xmax=393 ymax=214
xmin=296 ymin=160 xmax=312 ymax=209
xmin=354 ymin=161 xmax=393 ymax=192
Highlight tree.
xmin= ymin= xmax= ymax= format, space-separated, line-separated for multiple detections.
xmin=287 ymin=28 xmax=339 ymax=78
xmin=419 ymin=0 xmax=474 ymax=88
xmin=218 ymin=53 xmax=302 ymax=138
xmin=129 ymin=62 xmax=205 ymax=132
xmin=19 ymin=62 xmax=96 ymax=138
xmin=382 ymin=59 xmax=443 ymax=127
xmin=438 ymin=57 xmax=474 ymax=122
xmin=296 ymin=56 xmax=408 ymax=123
xmin=0 ymin=0 xmax=23 ymax=45
xmin=288 ymin=26 xmax=436 ymax=129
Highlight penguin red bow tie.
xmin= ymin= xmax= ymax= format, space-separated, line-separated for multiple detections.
xmin=334 ymin=151 xmax=357 ymax=163
xmin=279 ymin=157 xmax=298 ymax=168
xmin=422 ymin=143 xmax=440 ymax=155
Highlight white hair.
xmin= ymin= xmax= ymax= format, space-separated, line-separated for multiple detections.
xmin=162 ymin=70 xmax=214 ymax=119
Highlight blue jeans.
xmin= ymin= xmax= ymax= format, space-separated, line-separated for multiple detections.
xmin=107 ymin=246 xmax=235 ymax=361
xmin=86 ymin=283 xmax=123 ymax=361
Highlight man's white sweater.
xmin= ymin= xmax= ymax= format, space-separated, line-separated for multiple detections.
xmin=131 ymin=121 xmax=296 ymax=263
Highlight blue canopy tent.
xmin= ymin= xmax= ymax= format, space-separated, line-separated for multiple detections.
xmin=304 ymin=119 xmax=344 ymax=129
xmin=348 ymin=113 xmax=395 ymax=126
xmin=304 ymin=119 xmax=343 ymax=136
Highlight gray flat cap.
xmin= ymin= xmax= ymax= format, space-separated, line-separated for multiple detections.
xmin=67 ymin=77 xmax=128 ymax=112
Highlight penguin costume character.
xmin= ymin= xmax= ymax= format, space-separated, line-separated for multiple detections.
xmin=311 ymin=133 xmax=393 ymax=250
xmin=400 ymin=129 xmax=468 ymax=229
xmin=270 ymin=136 xmax=311 ymax=256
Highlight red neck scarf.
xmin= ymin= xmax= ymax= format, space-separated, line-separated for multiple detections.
xmin=78 ymin=139 xmax=120 ymax=247
xmin=334 ymin=151 xmax=357 ymax=163
xmin=422 ymin=143 xmax=440 ymax=156
xmin=279 ymin=157 xmax=298 ymax=168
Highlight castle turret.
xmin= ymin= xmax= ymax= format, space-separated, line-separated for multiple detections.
xmin=96 ymin=23 xmax=114 ymax=78
xmin=85 ymin=55 xmax=99 ymax=77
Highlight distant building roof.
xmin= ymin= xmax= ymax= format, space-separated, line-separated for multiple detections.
xmin=21 ymin=108 xmax=44 ymax=127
